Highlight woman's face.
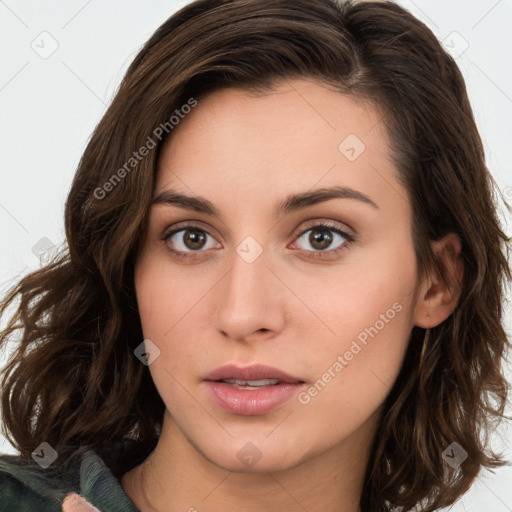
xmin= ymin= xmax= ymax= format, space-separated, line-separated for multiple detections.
xmin=135 ymin=78 xmax=422 ymax=472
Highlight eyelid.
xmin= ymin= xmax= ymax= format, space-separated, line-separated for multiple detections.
xmin=161 ymin=220 xmax=220 ymax=241
xmin=161 ymin=218 xmax=355 ymax=259
xmin=292 ymin=218 xmax=354 ymax=240
xmin=288 ymin=220 xmax=355 ymax=259
xmin=162 ymin=218 xmax=354 ymax=241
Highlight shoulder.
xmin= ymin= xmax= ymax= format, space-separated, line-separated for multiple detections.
xmin=0 ymin=453 xmax=74 ymax=511
xmin=0 ymin=438 xmax=157 ymax=512
xmin=0 ymin=442 xmax=147 ymax=512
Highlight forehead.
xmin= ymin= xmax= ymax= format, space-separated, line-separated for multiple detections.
xmin=154 ymin=78 xmax=406 ymax=218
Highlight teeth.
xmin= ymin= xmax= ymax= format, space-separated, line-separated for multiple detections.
xmin=221 ymin=378 xmax=280 ymax=387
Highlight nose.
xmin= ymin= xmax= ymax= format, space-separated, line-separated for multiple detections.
xmin=212 ymin=245 xmax=286 ymax=342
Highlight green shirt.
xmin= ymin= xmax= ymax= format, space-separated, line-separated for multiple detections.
xmin=0 ymin=444 xmax=144 ymax=511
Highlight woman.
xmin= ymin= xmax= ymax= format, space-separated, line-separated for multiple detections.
xmin=0 ymin=0 xmax=510 ymax=511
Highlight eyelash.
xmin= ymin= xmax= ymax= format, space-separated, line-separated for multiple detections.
xmin=161 ymin=221 xmax=355 ymax=261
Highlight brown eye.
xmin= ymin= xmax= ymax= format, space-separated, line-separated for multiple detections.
xmin=181 ymin=229 xmax=207 ymax=250
xmin=162 ymin=225 xmax=220 ymax=257
xmin=161 ymin=221 xmax=354 ymax=261
xmin=308 ymin=227 xmax=334 ymax=250
xmin=294 ymin=223 xmax=352 ymax=255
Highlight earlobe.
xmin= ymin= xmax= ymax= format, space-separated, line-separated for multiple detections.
xmin=414 ymin=233 xmax=464 ymax=329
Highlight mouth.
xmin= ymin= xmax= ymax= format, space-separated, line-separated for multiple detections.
xmin=215 ymin=378 xmax=283 ymax=390
xmin=203 ymin=364 xmax=306 ymax=415
xmin=203 ymin=363 xmax=305 ymax=385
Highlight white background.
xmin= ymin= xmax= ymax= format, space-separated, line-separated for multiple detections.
xmin=1 ymin=1 xmax=511 ymax=511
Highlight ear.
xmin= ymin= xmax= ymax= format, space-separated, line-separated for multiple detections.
xmin=413 ymin=233 xmax=464 ymax=329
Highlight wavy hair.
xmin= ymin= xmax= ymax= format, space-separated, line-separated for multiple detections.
xmin=1 ymin=1 xmax=510 ymax=510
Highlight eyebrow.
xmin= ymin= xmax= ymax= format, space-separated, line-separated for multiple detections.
xmin=151 ymin=185 xmax=379 ymax=218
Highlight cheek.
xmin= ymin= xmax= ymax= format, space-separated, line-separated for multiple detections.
xmin=134 ymin=255 xmax=197 ymax=413
xmin=134 ymin=250 xmax=216 ymax=383
xmin=293 ymin=234 xmax=416 ymax=350
xmin=294 ymin=240 xmax=417 ymax=425
xmin=135 ymin=249 xmax=203 ymax=340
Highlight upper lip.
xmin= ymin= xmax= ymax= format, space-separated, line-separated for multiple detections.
xmin=203 ymin=364 xmax=304 ymax=384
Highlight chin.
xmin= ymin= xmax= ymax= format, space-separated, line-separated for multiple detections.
xmin=196 ymin=434 xmax=312 ymax=474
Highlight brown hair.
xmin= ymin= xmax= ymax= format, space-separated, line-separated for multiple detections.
xmin=1 ymin=0 xmax=510 ymax=510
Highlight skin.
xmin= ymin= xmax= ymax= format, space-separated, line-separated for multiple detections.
xmin=121 ymin=78 xmax=462 ymax=512
xmin=62 ymin=493 xmax=100 ymax=512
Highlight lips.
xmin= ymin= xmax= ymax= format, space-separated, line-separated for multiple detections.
xmin=203 ymin=364 xmax=306 ymax=415
xmin=218 ymin=378 xmax=280 ymax=389
xmin=203 ymin=364 xmax=304 ymax=384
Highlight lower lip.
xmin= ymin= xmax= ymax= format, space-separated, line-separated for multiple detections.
xmin=204 ymin=381 xmax=304 ymax=415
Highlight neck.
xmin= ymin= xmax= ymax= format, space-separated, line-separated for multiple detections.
xmin=122 ymin=410 xmax=379 ymax=512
